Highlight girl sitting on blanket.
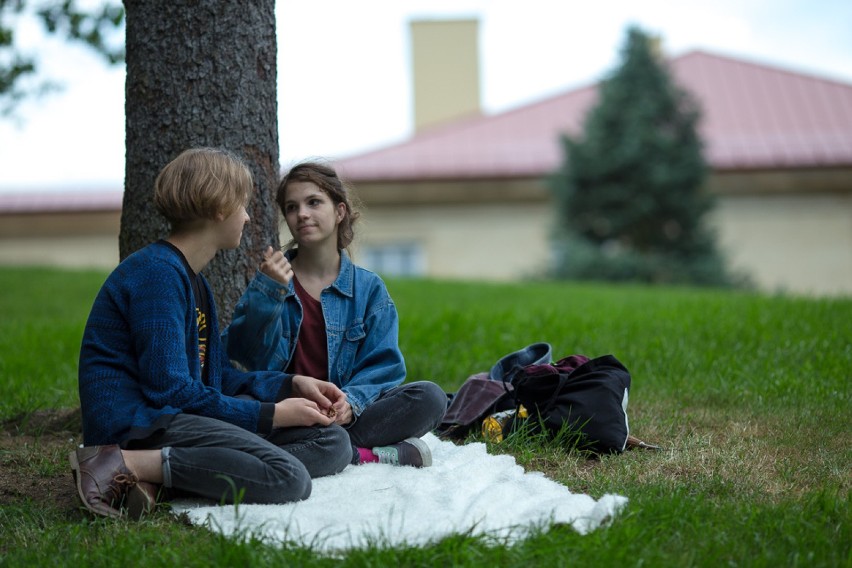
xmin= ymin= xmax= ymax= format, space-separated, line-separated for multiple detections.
xmin=224 ymin=161 xmax=447 ymax=467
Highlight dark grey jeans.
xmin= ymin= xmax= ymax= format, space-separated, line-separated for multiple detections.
xmin=137 ymin=413 xmax=352 ymax=505
xmin=345 ymin=380 xmax=448 ymax=462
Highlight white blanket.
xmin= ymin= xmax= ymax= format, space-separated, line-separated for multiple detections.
xmin=171 ymin=433 xmax=627 ymax=554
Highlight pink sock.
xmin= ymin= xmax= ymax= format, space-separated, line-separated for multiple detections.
xmin=357 ymin=447 xmax=378 ymax=464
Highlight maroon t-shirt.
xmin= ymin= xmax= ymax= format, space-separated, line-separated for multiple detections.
xmin=286 ymin=276 xmax=329 ymax=381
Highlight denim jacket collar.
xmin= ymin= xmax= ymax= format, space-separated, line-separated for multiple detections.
xmin=227 ymin=246 xmax=406 ymax=415
xmin=284 ymin=248 xmax=355 ymax=298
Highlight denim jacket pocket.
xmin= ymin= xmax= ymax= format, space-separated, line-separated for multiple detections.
xmin=337 ymin=322 xmax=366 ymax=380
xmin=271 ymin=334 xmax=294 ymax=372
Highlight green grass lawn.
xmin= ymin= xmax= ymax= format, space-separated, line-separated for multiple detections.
xmin=0 ymin=266 xmax=849 ymax=566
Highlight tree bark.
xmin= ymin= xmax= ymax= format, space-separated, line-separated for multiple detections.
xmin=120 ymin=0 xmax=279 ymax=327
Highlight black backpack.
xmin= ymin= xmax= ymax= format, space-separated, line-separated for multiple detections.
xmin=437 ymin=348 xmax=634 ymax=455
xmin=436 ymin=343 xmax=552 ymax=439
xmin=508 ymin=354 xmax=631 ymax=454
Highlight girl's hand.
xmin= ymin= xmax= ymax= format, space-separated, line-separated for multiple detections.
xmin=260 ymin=245 xmax=294 ymax=286
xmin=272 ymin=398 xmax=335 ymax=428
xmin=292 ymin=374 xmax=346 ymax=415
xmin=333 ymin=400 xmax=354 ymax=425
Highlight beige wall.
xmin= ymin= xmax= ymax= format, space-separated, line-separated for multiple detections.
xmin=0 ymin=211 xmax=120 ymax=269
xmin=711 ymin=193 xmax=852 ymax=296
xmin=2 ymin=174 xmax=850 ymax=297
xmin=354 ymin=175 xmax=852 ymax=296
xmin=0 ymin=235 xmax=119 ymax=268
xmin=355 ymin=202 xmax=553 ymax=280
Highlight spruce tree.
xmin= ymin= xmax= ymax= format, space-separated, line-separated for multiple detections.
xmin=551 ymin=26 xmax=733 ymax=285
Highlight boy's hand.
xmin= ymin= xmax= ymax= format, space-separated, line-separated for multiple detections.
xmin=260 ymin=245 xmax=294 ymax=286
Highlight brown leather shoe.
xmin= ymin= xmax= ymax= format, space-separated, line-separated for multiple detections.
xmin=126 ymin=481 xmax=159 ymax=519
xmin=69 ymin=445 xmax=138 ymax=518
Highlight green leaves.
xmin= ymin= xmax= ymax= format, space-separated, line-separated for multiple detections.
xmin=36 ymin=1 xmax=125 ymax=64
xmin=0 ymin=0 xmax=125 ymax=116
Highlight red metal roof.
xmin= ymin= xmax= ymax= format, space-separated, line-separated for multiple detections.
xmin=0 ymin=189 xmax=123 ymax=214
xmin=336 ymin=50 xmax=852 ymax=181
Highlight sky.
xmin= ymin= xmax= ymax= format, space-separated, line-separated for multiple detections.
xmin=1 ymin=0 xmax=851 ymax=193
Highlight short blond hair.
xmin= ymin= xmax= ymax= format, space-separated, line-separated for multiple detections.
xmin=154 ymin=147 xmax=253 ymax=228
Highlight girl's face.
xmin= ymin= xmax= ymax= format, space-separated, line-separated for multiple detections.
xmin=282 ymin=181 xmax=345 ymax=249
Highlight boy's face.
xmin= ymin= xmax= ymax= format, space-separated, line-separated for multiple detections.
xmin=218 ymin=204 xmax=250 ymax=249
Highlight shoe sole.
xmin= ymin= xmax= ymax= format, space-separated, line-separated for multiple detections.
xmin=126 ymin=482 xmax=158 ymax=520
xmin=69 ymin=449 xmax=123 ymax=519
xmin=404 ymin=437 xmax=433 ymax=467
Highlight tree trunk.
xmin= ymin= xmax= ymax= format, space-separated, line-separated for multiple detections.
xmin=120 ymin=0 xmax=279 ymax=327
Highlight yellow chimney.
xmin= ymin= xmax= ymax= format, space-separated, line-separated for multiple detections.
xmin=410 ymin=19 xmax=481 ymax=131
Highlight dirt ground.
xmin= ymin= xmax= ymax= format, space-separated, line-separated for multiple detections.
xmin=0 ymin=408 xmax=617 ymax=516
xmin=0 ymin=408 xmax=83 ymax=513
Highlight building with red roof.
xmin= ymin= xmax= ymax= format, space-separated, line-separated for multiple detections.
xmin=333 ymin=44 xmax=852 ymax=296
xmin=0 ymin=189 xmax=122 ymax=268
xmin=2 ymin=23 xmax=850 ymax=295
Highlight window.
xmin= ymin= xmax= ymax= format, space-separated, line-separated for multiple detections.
xmin=360 ymin=242 xmax=426 ymax=277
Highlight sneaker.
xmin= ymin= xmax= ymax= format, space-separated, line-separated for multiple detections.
xmin=372 ymin=437 xmax=432 ymax=468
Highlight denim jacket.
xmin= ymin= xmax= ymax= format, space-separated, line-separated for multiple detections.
xmin=223 ymin=250 xmax=406 ymax=416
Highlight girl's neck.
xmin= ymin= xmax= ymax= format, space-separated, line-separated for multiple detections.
xmin=292 ymin=245 xmax=341 ymax=282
